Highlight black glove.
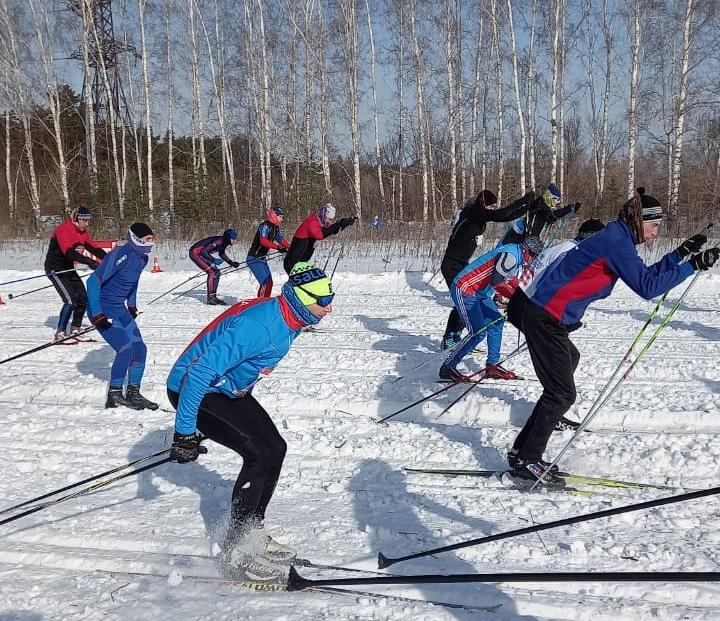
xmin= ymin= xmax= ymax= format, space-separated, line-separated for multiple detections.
xmin=529 ymin=196 xmax=551 ymax=215
xmin=91 ymin=313 xmax=112 ymax=329
xmin=569 ymin=202 xmax=581 ymax=214
xmin=87 ymin=259 xmax=100 ymax=270
xmin=127 ymin=305 xmax=139 ymax=319
xmin=229 ymin=260 xmax=241 ymax=269
xmin=278 ymin=247 xmax=288 ymax=254
xmin=339 ymin=217 xmax=357 ymax=229
xmin=677 ymin=233 xmax=708 ymax=259
xmin=170 ymin=432 xmax=208 ymax=463
xmin=689 ymin=248 xmax=720 ymax=271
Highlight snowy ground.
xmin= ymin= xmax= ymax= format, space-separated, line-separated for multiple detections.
xmin=1 ymin=242 xmax=719 ymax=620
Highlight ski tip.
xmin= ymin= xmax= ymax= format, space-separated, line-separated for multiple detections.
xmin=286 ymin=566 xmax=309 ymax=591
xmin=377 ymin=552 xmax=392 ymax=569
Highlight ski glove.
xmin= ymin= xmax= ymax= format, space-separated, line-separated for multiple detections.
xmin=127 ymin=305 xmax=138 ymax=319
xmin=86 ymin=259 xmax=100 ymax=270
xmin=170 ymin=432 xmax=208 ymax=463
xmin=339 ymin=217 xmax=357 ymax=230
xmin=278 ymin=247 xmax=288 ymax=254
xmin=569 ymin=202 xmax=582 ymax=214
xmin=229 ymin=260 xmax=241 ymax=269
xmin=689 ymin=247 xmax=720 ymax=271
xmin=91 ymin=313 xmax=112 ymax=329
xmin=677 ymin=233 xmax=708 ymax=259
xmin=213 ymin=258 xmax=224 ymax=266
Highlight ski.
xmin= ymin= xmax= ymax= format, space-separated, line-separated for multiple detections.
xmin=103 ymin=566 xmax=501 ymax=612
xmin=403 ymin=467 xmax=685 ymax=491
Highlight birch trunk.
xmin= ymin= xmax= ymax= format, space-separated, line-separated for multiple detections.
xmin=627 ymin=0 xmax=640 ymax=198
xmin=669 ymin=0 xmax=695 ymax=213
xmin=455 ymin=0 xmax=466 ymax=205
xmin=317 ymin=4 xmax=331 ymax=193
xmin=188 ymin=0 xmax=207 ymax=193
xmin=303 ymin=0 xmax=315 ymax=165
xmin=21 ymin=113 xmax=41 ymax=226
xmin=365 ymin=0 xmax=384 ymax=206
xmin=526 ymin=0 xmax=537 ymax=189
xmin=78 ymin=0 xmax=98 ymax=196
xmin=550 ymin=0 xmax=562 ymax=181
xmin=4 ymin=108 xmax=14 ymax=221
xmin=559 ymin=3 xmax=566 ymax=198
xmin=125 ymin=59 xmax=144 ymax=201
xmin=164 ymin=0 xmax=175 ymax=215
xmin=397 ymin=0 xmax=404 ymax=220
xmin=444 ymin=0 xmax=458 ymax=213
xmin=256 ymin=0 xmax=272 ymax=209
xmin=507 ymin=0 xmax=526 ymax=193
xmin=469 ymin=15 xmax=484 ymax=198
xmin=409 ymin=0 xmax=429 ymax=221
xmin=138 ymin=0 xmax=154 ymax=216
xmin=491 ymin=0 xmax=504 ymax=206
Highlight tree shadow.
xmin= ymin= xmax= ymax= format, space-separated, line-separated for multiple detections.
xmin=350 ymin=459 xmax=534 ymax=619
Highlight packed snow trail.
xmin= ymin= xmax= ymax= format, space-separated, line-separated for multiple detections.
xmin=0 ymin=246 xmax=719 ymax=620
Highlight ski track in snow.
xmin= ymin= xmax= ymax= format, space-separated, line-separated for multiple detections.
xmin=0 ymin=258 xmax=719 ymax=621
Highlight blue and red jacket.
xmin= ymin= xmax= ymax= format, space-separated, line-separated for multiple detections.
xmin=168 ymin=284 xmax=319 ymax=434
xmin=189 ymin=232 xmax=234 ymax=266
xmin=530 ymin=219 xmax=693 ymax=326
xmin=453 ymin=243 xmax=525 ymax=299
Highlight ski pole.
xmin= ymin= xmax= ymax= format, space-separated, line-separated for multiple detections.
xmin=0 ymin=456 xmax=172 ymax=528
xmin=435 ymin=343 xmax=528 ymax=419
xmin=330 ymin=240 xmax=346 ymax=279
xmin=0 ymin=268 xmax=80 ymax=287
xmin=8 ymin=272 xmax=92 ymax=301
xmin=391 ymin=314 xmax=508 ymax=384
xmin=0 ymin=449 xmax=171 ymax=517
xmin=0 ymin=326 xmax=97 ymax=366
xmin=289 ymin=566 xmax=720 ymax=590
xmin=533 ymin=268 xmax=704 ymax=490
xmin=376 ymin=483 xmax=720 ymax=568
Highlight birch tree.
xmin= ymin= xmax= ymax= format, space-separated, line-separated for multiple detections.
xmin=469 ymin=12 xmax=484 ymax=198
xmin=526 ymin=0 xmax=537 ymax=189
xmin=409 ymin=0 xmax=429 ymax=221
xmin=76 ymin=0 xmax=98 ymax=196
xmin=507 ymin=0 xmax=526 ymax=193
xmin=491 ymin=0 xmax=504 ymax=206
xmin=187 ymin=0 xmax=207 ymax=195
xmin=164 ymin=0 xmax=175 ymax=215
xmin=549 ymin=0 xmax=562 ymax=181
xmin=626 ymin=0 xmax=641 ymax=198
xmin=365 ymin=0 xmax=384 ymax=207
xmin=138 ymin=0 xmax=154 ymax=216
xmin=444 ymin=0 xmax=458 ymax=212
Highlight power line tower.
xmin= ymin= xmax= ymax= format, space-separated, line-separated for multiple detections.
xmin=69 ymin=0 xmax=137 ymax=126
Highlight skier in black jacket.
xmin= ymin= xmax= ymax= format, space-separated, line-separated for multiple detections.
xmin=440 ymin=188 xmax=537 ymax=349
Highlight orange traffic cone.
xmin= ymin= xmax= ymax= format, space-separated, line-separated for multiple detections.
xmin=151 ymin=257 xmax=164 ymax=273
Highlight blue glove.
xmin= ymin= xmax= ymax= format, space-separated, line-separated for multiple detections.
xmin=213 ymin=257 xmax=224 ymax=266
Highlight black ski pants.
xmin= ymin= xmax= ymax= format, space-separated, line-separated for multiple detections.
xmin=47 ymin=270 xmax=87 ymax=332
xmin=441 ymin=256 xmax=467 ymax=337
xmin=512 ymin=301 xmax=580 ymax=461
xmin=506 ymin=288 xmax=530 ymax=333
xmin=168 ymin=389 xmax=287 ymax=530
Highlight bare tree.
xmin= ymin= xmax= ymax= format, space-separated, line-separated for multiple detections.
xmin=444 ymin=0 xmax=458 ymax=212
xmin=137 ymin=0 xmax=154 ymax=217
xmin=409 ymin=0 xmax=429 ymax=220
xmin=507 ymin=0 xmax=526 ymax=193
xmin=76 ymin=0 xmax=98 ymax=196
xmin=526 ymin=0 xmax=537 ymax=189
xmin=491 ymin=0 xmax=504 ymax=206
xmin=469 ymin=10 xmax=485 ymax=198
xmin=626 ymin=0 xmax=641 ymax=198
xmin=163 ymin=0 xmax=175 ymax=216
xmin=187 ymin=0 xmax=207 ymax=195
xmin=365 ymin=0 xmax=385 ymax=208
xmin=549 ymin=0 xmax=562 ymax=181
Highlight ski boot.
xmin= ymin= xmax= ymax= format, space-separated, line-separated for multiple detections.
xmin=105 ymin=387 xmax=135 ymax=409
xmin=511 ymin=459 xmax=566 ymax=489
xmin=554 ymin=416 xmax=580 ymax=431
xmin=70 ymin=326 xmax=95 ymax=343
xmin=439 ymin=364 xmax=474 ymax=383
xmin=207 ymin=294 xmax=228 ymax=306
xmin=484 ymin=363 xmax=518 ymax=380
xmin=54 ymin=330 xmax=78 ymax=345
xmin=440 ymin=332 xmax=462 ymax=351
xmin=125 ymin=385 xmax=159 ymax=410
xmin=506 ymin=448 xmax=559 ymax=474
xmin=220 ymin=549 xmax=287 ymax=582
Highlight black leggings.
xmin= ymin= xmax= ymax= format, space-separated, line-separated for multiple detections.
xmin=47 ymin=270 xmax=87 ymax=332
xmin=168 ymin=389 xmax=287 ymax=529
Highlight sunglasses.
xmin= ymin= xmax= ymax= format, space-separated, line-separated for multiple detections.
xmin=297 ymin=285 xmax=334 ymax=307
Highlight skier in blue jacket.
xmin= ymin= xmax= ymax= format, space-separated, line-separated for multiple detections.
xmin=509 ymin=188 xmax=718 ymax=487
xmin=166 ymin=261 xmax=334 ymax=581
xmin=87 ymin=223 xmax=158 ymax=410
xmin=189 ymin=228 xmax=240 ymax=305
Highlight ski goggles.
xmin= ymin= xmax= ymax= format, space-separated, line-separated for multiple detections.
xmin=296 ymin=285 xmax=334 ymax=307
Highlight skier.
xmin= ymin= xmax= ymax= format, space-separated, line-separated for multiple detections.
xmin=246 ymin=205 xmax=290 ymax=297
xmin=498 ymin=183 xmax=580 ymax=247
xmin=439 ymin=235 xmax=544 ymax=383
xmin=166 ymin=261 xmax=335 ymax=581
xmin=439 ymin=189 xmax=537 ymax=350
xmin=44 ymin=204 xmax=107 ymax=343
xmin=505 ymin=218 xmax=606 ymax=332
xmin=189 ymin=228 xmax=241 ymax=305
xmin=283 ymin=203 xmax=356 ymax=274
xmin=87 ymin=223 xmax=159 ymax=411
xmin=509 ymin=188 xmax=718 ymax=487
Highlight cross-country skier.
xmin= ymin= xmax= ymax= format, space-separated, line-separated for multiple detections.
xmin=87 ymin=223 xmax=159 ymax=411
xmin=189 ymin=228 xmax=240 ymax=305
xmin=509 ymin=188 xmax=718 ymax=487
xmin=439 ymin=189 xmax=537 ymax=350
xmin=246 ymin=205 xmax=290 ymax=297
xmin=44 ymin=204 xmax=107 ymax=343
xmin=283 ymin=203 xmax=356 ymax=274
xmin=166 ymin=261 xmax=335 ymax=581
xmin=440 ymin=235 xmax=544 ymax=383
xmin=498 ymin=183 xmax=580 ymax=247
xmin=505 ymin=218 xmax=606 ymax=331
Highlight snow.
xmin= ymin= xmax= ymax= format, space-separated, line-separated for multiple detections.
xmin=1 ymin=241 xmax=719 ymax=620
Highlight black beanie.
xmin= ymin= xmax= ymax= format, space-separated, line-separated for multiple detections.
xmin=475 ymin=189 xmax=498 ymax=208
xmin=130 ymin=222 xmax=154 ymax=238
xmin=577 ymin=218 xmax=605 ymax=240
xmin=636 ymin=187 xmax=663 ymax=221
xmin=72 ymin=204 xmax=92 ymax=221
